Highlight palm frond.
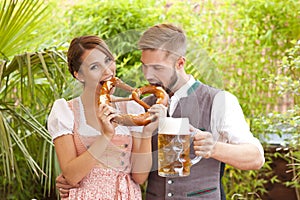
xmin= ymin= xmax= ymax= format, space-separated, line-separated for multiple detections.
xmin=0 ymin=111 xmax=16 ymax=184
xmin=0 ymin=49 xmax=70 ymax=197
xmin=0 ymin=0 xmax=50 ymax=59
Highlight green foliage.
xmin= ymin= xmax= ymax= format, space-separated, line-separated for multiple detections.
xmin=215 ymin=0 xmax=300 ymax=116
xmin=0 ymin=0 xmax=69 ymax=198
xmin=223 ymin=165 xmax=268 ymax=199
xmin=264 ymin=40 xmax=300 ymax=104
xmin=0 ymin=0 xmax=55 ymax=60
xmin=227 ymin=40 xmax=300 ymax=199
xmin=54 ymin=0 xmax=166 ymax=90
xmin=0 ymin=49 xmax=70 ymax=199
xmin=253 ymin=89 xmax=299 ymax=198
xmin=64 ymin=0 xmax=161 ymax=39
xmin=0 ymin=0 xmax=299 ymax=199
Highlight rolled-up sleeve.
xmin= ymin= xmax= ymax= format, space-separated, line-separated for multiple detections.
xmin=47 ymin=98 xmax=74 ymax=141
xmin=211 ymin=91 xmax=264 ymax=159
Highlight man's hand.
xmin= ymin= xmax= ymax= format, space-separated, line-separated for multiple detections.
xmin=143 ymin=104 xmax=167 ymax=136
xmin=56 ymin=174 xmax=79 ymax=198
xmin=190 ymin=126 xmax=216 ymax=158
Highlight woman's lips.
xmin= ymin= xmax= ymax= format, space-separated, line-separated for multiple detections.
xmin=99 ymin=76 xmax=113 ymax=85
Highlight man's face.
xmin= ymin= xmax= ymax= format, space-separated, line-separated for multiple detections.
xmin=141 ymin=49 xmax=179 ymax=93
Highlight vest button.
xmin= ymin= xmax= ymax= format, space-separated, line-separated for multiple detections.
xmin=167 ymin=193 xmax=173 ymax=197
xmin=167 ymin=180 xmax=173 ymax=184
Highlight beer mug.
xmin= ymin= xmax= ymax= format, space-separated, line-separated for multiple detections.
xmin=158 ymin=117 xmax=202 ymax=177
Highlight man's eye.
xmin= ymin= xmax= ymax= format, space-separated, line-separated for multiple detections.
xmin=153 ymin=65 xmax=163 ymax=70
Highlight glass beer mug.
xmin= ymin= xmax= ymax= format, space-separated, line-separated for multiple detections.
xmin=158 ymin=117 xmax=202 ymax=177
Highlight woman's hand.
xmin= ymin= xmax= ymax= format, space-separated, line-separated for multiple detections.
xmin=97 ymin=104 xmax=117 ymax=137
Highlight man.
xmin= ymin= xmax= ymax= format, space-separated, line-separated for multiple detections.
xmin=138 ymin=23 xmax=264 ymax=200
xmin=56 ymin=24 xmax=264 ymax=199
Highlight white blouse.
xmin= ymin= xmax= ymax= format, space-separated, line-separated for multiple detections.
xmin=47 ymin=97 xmax=145 ymax=141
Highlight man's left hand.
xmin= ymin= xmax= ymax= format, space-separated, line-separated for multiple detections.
xmin=190 ymin=126 xmax=215 ymax=159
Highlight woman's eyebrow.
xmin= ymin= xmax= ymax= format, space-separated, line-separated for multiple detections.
xmin=88 ymin=61 xmax=103 ymax=67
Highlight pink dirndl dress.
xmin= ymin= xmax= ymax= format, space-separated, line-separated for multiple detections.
xmin=49 ymin=97 xmax=143 ymax=200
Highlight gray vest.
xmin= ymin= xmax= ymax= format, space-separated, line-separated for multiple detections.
xmin=145 ymin=82 xmax=224 ymax=200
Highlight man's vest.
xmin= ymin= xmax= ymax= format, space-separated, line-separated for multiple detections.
xmin=144 ymin=82 xmax=225 ymax=200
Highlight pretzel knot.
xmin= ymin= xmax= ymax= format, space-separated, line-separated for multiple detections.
xmin=99 ymin=77 xmax=168 ymax=126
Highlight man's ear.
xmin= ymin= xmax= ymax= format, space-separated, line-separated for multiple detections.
xmin=176 ymin=56 xmax=186 ymax=69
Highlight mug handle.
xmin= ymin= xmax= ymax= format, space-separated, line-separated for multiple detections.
xmin=191 ymin=155 xmax=202 ymax=165
xmin=190 ymin=128 xmax=206 ymax=165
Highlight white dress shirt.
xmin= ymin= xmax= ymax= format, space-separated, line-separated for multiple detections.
xmin=169 ymin=75 xmax=264 ymax=158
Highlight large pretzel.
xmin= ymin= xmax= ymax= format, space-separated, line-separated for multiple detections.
xmin=99 ymin=77 xmax=168 ymax=126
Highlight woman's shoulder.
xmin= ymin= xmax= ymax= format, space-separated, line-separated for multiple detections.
xmin=51 ymin=97 xmax=78 ymax=110
xmin=47 ymin=98 xmax=76 ymax=140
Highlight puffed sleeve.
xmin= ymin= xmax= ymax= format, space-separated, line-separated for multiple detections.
xmin=126 ymin=100 xmax=145 ymax=133
xmin=47 ymin=98 xmax=74 ymax=141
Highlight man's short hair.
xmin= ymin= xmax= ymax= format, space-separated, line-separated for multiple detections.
xmin=138 ymin=23 xmax=187 ymax=57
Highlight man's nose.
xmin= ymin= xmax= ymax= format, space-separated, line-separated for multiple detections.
xmin=143 ymin=67 xmax=154 ymax=81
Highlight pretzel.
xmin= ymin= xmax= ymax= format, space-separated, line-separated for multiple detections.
xmin=99 ymin=77 xmax=168 ymax=126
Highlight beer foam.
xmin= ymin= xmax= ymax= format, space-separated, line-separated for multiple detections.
xmin=158 ymin=117 xmax=189 ymax=135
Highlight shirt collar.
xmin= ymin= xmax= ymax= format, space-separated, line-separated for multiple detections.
xmin=172 ymin=75 xmax=196 ymax=100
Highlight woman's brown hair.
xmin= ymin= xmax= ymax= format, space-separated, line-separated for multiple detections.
xmin=67 ymin=35 xmax=114 ymax=78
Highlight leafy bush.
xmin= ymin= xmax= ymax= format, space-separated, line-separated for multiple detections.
xmin=223 ymin=40 xmax=300 ymax=199
xmin=1 ymin=0 xmax=299 ymax=199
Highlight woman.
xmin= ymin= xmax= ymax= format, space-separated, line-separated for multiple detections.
xmin=47 ymin=35 xmax=163 ymax=199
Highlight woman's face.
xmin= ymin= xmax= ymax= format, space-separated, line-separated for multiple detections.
xmin=76 ymin=48 xmax=116 ymax=91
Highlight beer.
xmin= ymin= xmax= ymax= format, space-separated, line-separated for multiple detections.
xmin=157 ymin=117 xmax=201 ymax=177
xmin=158 ymin=133 xmax=191 ymax=177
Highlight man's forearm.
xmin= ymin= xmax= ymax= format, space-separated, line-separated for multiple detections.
xmin=211 ymin=142 xmax=264 ymax=170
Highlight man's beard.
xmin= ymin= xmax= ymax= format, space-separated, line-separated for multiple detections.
xmin=165 ymin=67 xmax=178 ymax=96
xmin=148 ymin=65 xmax=178 ymax=96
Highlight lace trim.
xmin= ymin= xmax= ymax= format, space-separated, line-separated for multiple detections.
xmin=77 ymin=97 xmax=130 ymax=136
xmin=77 ymin=97 xmax=100 ymax=136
